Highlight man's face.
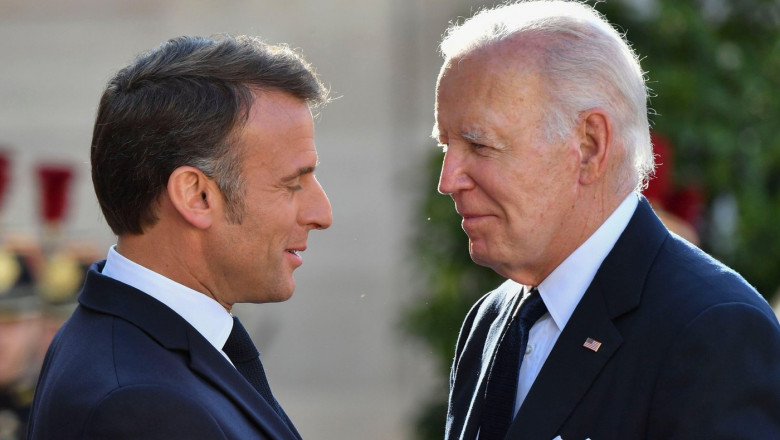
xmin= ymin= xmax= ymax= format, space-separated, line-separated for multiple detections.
xmin=434 ymin=44 xmax=582 ymax=284
xmin=206 ymin=91 xmax=332 ymax=305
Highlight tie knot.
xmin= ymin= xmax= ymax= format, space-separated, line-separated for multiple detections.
xmin=517 ymin=288 xmax=547 ymax=326
xmin=223 ymin=316 xmax=260 ymax=363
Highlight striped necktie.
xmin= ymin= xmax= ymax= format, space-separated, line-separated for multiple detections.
xmin=480 ymin=288 xmax=548 ymax=440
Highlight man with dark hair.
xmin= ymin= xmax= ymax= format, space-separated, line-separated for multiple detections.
xmin=28 ymin=34 xmax=332 ymax=440
xmin=433 ymin=1 xmax=780 ymax=439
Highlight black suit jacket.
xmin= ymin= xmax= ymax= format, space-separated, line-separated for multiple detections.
xmin=446 ymin=198 xmax=780 ymax=439
xmin=27 ymin=262 xmax=301 ymax=440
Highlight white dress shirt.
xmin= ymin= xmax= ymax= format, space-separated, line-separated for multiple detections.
xmin=101 ymin=245 xmax=234 ymax=363
xmin=513 ymin=193 xmax=639 ymax=412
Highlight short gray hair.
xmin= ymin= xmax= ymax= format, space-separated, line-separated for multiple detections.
xmin=439 ymin=0 xmax=653 ymax=190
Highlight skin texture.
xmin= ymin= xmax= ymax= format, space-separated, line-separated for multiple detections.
xmin=434 ymin=39 xmax=628 ymax=286
xmin=117 ymin=90 xmax=332 ymax=311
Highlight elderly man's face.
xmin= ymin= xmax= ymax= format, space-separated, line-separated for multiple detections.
xmin=434 ymin=44 xmax=583 ymax=284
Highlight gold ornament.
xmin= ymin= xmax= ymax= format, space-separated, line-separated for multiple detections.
xmin=39 ymin=254 xmax=82 ymax=303
xmin=0 ymin=250 xmax=21 ymax=295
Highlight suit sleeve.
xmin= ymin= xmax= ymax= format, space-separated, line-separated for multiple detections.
xmin=648 ymin=302 xmax=780 ymax=439
xmin=83 ymin=385 xmax=230 ymax=440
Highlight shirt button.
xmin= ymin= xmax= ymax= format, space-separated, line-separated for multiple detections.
xmin=525 ymin=345 xmax=533 ymax=355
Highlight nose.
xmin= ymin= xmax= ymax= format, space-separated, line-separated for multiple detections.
xmin=303 ymin=177 xmax=332 ymax=230
xmin=438 ymin=148 xmax=472 ymax=195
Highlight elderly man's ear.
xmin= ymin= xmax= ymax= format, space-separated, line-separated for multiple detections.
xmin=166 ymin=166 xmax=219 ymax=230
xmin=577 ymin=109 xmax=612 ymax=186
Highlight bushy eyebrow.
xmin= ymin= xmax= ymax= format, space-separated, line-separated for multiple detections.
xmin=281 ymin=165 xmax=317 ymax=182
xmin=461 ymin=130 xmax=508 ymax=150
xmin=461 ymin=130 xmax=488 ymax=143
xmin=430 ymin=125 xmax=490 ymax=144
xmin=431 ymin=125 xmax=507 ymax=150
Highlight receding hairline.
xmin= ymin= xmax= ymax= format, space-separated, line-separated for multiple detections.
xmin=432 ymin=37 xmax=549 ymax=143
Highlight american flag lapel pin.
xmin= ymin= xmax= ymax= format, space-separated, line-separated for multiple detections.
xmin=583 ymin=337 xmax=602 ymax=352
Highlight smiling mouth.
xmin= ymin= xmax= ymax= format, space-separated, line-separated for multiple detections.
xmin=461 ymin=213 xmax=491 ymax=220
xmin=287 ymin=249 xmax=301 ymax=256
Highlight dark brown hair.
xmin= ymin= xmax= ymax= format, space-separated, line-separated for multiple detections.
xmin=91 ymin=34 xmax=329 ymax=235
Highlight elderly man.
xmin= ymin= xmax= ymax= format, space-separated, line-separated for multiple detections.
xmin=433 ymin=1 xmax=780 ymax=439
xmin=28 ymin=35 xmax=331 ymax=440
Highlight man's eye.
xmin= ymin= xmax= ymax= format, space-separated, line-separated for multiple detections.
xmin=286 ymin=180 xmax=303 ymax=191
xmin=471 ymin=143 xmax=486 ymax=150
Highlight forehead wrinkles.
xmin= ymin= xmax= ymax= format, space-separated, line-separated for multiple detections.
xmin=436 ymin=71 xmax=523 ymax=145
xmin=435 ymin=42 xmax=543 ymax=143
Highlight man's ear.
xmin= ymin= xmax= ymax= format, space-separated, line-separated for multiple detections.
xmin=577 ymin=108 xmax=612 ymax=185
xmin=166 ymin=166 xmax=219 ymax=230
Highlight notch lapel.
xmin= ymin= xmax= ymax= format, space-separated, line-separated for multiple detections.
xmin=187 ymin=329 xmax=302 ymax=440
xmin=507 ymin=282 xmax=622 ymax=439
xmin=505 ymin=199 xmax=668 ymax=438
xmin=79 ymin=265 xmax=301 ymax=440
xmin=452 ymin=283 xmax=524 ymax=440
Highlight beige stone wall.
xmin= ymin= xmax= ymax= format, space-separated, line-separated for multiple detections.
xmin=0 ymin=0 xmax=493 ymax=437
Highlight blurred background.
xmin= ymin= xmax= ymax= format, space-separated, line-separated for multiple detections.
xmin=0 ymin=0 xmax=778 ymax=439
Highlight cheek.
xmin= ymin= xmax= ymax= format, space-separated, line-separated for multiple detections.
xmin=536 ymin=151 xmax=580 ymax=196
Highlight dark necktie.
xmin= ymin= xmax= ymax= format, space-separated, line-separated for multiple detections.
xmin=480 ymin=288 xmax=548 ymax=440
xmin=223 ymin=316 xmax=296 ymax=432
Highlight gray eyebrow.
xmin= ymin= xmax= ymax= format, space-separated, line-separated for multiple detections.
xmin=461 ymin=130 xmax=508 ymax=150
xmin=461 ymin=131 xmax=488 ymax=143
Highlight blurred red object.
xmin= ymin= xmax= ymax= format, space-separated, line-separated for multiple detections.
xmin=669 ymin=186 xmax=704 ymax=227
xmin=0 ymin=152 xmax=9 ymax=211
xmin=644 ymin=132 xmax=673 ymax=206
xmin=37 ymin=166 xmax=74 ymax=224
xmin=643 ymin=132 xmax=705 ymax=244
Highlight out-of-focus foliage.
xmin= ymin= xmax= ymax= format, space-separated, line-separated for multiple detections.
xmin=402 ymin=1 xmax=780 ymax=438
xmin=599 ymin=0 xmax=780 ymax=299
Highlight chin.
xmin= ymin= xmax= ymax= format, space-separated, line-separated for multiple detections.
xmin=271 ymin=282 xmax=296 ymax=303
xmin=266 ymin=289 xmax=295 ymax=303
xmin=468 ymin=243 xmax=490 ymax=265
xmin=470 ymin=251 xmax=513 ymax=279
xmin=244 ymin=294 xmax=293 ymax=305
xmin=242 ymin=282 xmax=295 ymax=304
xmin=469 ymin=252 xmax=494 ymax=270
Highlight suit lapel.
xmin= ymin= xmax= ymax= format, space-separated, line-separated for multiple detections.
xmin=508 ymin=281 xmax=622 ymax=439
xmin=78 ymin=264 xmax=300 ymax=440
xmin=455 ymin=282 xmax=524 ymax=440
xmin=507 ymin=198 xmax=668 ymax=439
xmin=186 ymin=328 xmax=302 ymax=439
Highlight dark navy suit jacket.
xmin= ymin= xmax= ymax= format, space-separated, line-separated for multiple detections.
xmin=446 ymin=199 xmax=780 ymax=440
xmin=27 ymin=262 xmax=301 ymax=440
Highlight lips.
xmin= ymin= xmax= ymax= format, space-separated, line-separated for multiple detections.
xmin=458 ymin=212 xmax=495 ymax=234
xmin=285 ymin=246 xmax=306 ymax=266
xmin=457 ymin=211 xmax=493 ymax=220
xmin=284 ymin=250 xmax=303 ymax=269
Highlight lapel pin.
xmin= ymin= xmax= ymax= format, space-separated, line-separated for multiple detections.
xmin=583 ymin=337 xmax=602 ymax=352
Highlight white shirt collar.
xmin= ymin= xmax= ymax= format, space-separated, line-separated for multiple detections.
xmin=101 ymin=245 xmax=233 ymax=354
xmin=537 ymin=193 xmax=638 ymax=331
